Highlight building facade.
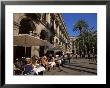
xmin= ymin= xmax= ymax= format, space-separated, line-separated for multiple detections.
xmin=13 ymin=13 xmax=71 ymax=59
xmin=70 ymin=36 xmax=78 ymax=54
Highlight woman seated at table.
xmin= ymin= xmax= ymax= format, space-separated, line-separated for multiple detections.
xmin=33 ymin=59 xmax=45 ymax=75
xmin=41 ymin=56 xmax=49 ymax=69
xmin=33 ymin=59 xmax=40 ymax=67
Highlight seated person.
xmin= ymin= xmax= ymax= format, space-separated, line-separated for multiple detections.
xmin=33 ymin=59 xmax=40 ymax=68
xmin=54 ymin=55 xmax=62 ymax=71
xmin=23 ymin=58 xmax=34 ymax=75
xmin=47 ymin=57 xmax=56 ymax=71
xmin=33 ymin=59 xmax=45 ymax=75
xmin=14 ymin=59 xmax=23 ymax=75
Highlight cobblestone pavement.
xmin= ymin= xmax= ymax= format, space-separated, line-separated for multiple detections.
xmin=44 ymin=58 xmax=97 ymax=75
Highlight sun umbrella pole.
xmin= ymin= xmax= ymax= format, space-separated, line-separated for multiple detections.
xmin=25 ymin=35 xmax=26 ymax=58
xmin=25 ymin=46 xmax=26 ymax=58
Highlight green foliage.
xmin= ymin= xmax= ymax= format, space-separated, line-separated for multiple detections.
xmin=73 ymin=19 xmax=97 ymax=55
xmin=73 ymin=19 xmax=89 ymax=32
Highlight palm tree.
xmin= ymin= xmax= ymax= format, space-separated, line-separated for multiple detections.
xmin=73 ymin=19 xmax=89 ymax=34
xmin=73 ymin=19 xmax=97 ymax=59
xmin=73 ymin=19 xmax=89 ymax=57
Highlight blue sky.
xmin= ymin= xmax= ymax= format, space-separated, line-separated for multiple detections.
xmin=62 ymin=13 xmax=97 ymax=37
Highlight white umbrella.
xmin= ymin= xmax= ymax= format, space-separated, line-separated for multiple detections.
xmin=14 ymin=34 xmax=48 ymax=47
xmin=14 ymin=34 xmax=49 ymax=57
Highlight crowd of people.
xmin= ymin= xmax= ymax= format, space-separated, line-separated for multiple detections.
xmin=13 ymin=53 xmax=72 ymax=75
xmin=13 ymin=52 xmax=97 ymax=75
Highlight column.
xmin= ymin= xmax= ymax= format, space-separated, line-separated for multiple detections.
xmin=46 ymin=13 xmax=50 ymax=24
xmin=57 ymin=25 xmax=59 ymax=37
xmin=54 ymin=19 xmax=56 ymax=30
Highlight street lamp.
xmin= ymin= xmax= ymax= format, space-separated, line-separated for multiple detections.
xmin=92 ymin=46 xmax=94 ymax=57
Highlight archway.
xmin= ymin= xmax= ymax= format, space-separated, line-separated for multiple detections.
xmin=56 ymin=39 xmax=58 ymax=44
xmin=19 ymin=18 xmax=36 ymax=34
xmin=40 ymin=30 xmax=48 ymax=40
xmin=14 ymin=18 xmax=36 ymax=59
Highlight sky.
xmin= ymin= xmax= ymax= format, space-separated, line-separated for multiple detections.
xmin=62 ymin=13 xmax=97 ymax=37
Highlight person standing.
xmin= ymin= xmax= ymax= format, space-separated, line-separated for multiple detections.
xmin=67 ymin=54 xmax=71 ymax=64
xmin=76 ymin=53 xmax=78 ymax=59
xmin=55 ymin=55 xmax=62 ymax=71
xmin=61 ymin=54 xmax=65 ymax=67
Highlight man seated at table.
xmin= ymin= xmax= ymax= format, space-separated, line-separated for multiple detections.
xmin=14 ymin=58 xmax=23 ymax=75
xmin=48 ymin=57 xmax=56 ymax=71
xmin=23 ymin=58 xmax=34 ymax=75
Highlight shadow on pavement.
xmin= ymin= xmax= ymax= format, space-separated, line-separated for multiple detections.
xmin=58 ymin=69 xmax=69 ymax=73
xmin=63 ymin=65 xmax=97 ymax=75
xmin=64 ymin=63 xmax=97 ymax=70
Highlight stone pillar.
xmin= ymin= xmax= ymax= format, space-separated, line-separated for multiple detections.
xmin=57 ymin=25 xmax=59 ymax=37
xmin=53 ymin=36 xmax=56 ymax=47
xmin=46 ymin=13 xmax=50 ymax=24
xmin=13 ymin=22 xmax=19 ymax=36
xmin=54 ymin=20 xmax=56 ymax=30
xmin=31 ymin=46 xmax=39 ymax=58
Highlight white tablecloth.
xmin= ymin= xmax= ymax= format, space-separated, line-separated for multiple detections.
xmin=33 ymin=66 xmax=45 ymax=75
xmin=48 ymin=62 xmax=56 ymax=67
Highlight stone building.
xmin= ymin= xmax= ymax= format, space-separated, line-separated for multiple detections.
xmin=13 ymin=13 xmax=71 ymax=59
xmin=70 ymin=36 xmax=78 ymax=54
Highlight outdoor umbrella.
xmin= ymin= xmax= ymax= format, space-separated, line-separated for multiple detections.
xmin=14 ymin=34 xmax=49 ymax=57
xmin=14 ymin=34 xmax=48 ymax=47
